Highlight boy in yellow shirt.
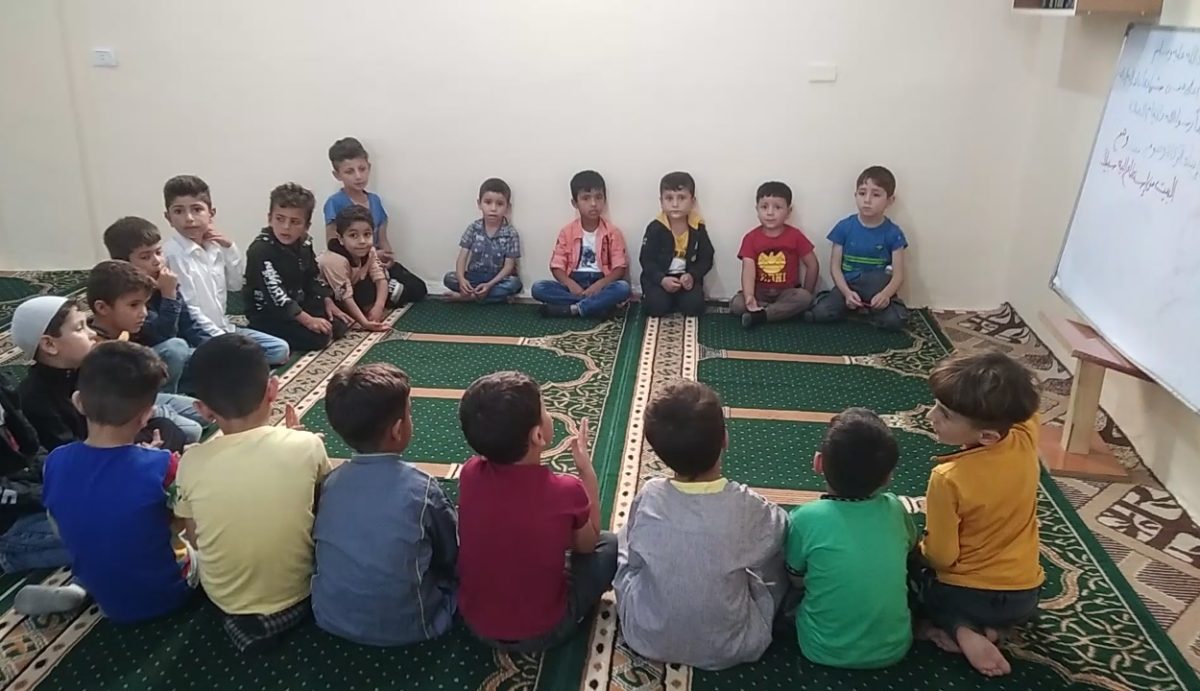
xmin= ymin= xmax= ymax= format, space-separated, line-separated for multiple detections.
xmin=917 ymin=352 xmax=1043 ymax=678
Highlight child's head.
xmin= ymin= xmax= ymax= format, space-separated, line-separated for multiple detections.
xmin=326 ymin=363 xmax=412 ymax=454
xmin=570 ymin=170 xmax=607 ymax=225
xmin=329 ymin=137 xmax=371 ymax=193
xmin=644 ymin=380 xmax=727 ymax=480
xmin=855 ymin=166 xmax=896 ymax=220
xmin=659 ymin=172 xmax=696 ymax=223
xmin=11 ymin=297 xmax=94 ymax=368
xmin=332 ymin=205 xmax=376 ymax=261
xmin=267 ymin=182 xmax=316 ymax=246
xmin=477 ymin=178 xmax=511 ymax=225
xmin=816 ymin=408 xmax=898 ymax=499
xmin=756 ymin=181 xmax=793 ymax=231
xmin=189 ymin=334 xmax=276 ymax=426
xmin=459 ymin=371 xmax=550 ymax=465
xmin=87 ymin=260 xmax=154 ymax=336
xmin=75 ymin=341 xmax=166 ymax=434
xmin=103 ymin=216 xmax=165 ymax=279
xmin=163 ymin=175 xmax=215 ymax=243
xmin=927 ymin=352 xmax=1040 ymax=447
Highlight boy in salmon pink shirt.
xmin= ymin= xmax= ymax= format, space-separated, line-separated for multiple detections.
xmin=730 ymin=182 xmax=819 ymax=329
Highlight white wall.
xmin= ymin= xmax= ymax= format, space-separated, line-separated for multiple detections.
xmin=2 ymin=0 xmax=1036 ymax=307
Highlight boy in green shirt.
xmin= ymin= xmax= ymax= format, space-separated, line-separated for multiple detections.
xmin=785 ymin=408 xmax=917 ymax=669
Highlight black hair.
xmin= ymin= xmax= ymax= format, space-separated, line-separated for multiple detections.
xmin=189 ymin=334 xmax=271 ymax=419
xmin=820 ymin=408 xmax=898 ymax=499
xmin=328 ymin=205 xmax=375 ymax=267
xmin=77 ymin=341 xmax=166 ymax=426
xmin=269 ymin=182 xmax=316 ymax=225
xmin=103 ymin=217 xmax=161 ymax=261
xmin=478 ymin=178 xmax=512 ymax=204
xmin=570 ymin=170 xmax=607 ymax=201
xmin=326 ymin=363 xmax=411 ymax=452
xmin=644 ymin=380 xmax=725 ymax=478
xmin=86 ymin=260 xmax=154 ymax=311
xmin=458 ymin=371 xmax=542 ymax=464
xmin=329 ymin=137 xmax=369 ymax=167
xmin=163 ymin=175 xmax=213 ymax=210
xmin=756 ymin=181 xmax=793 ymax=206
xmin=857 ymin=166 xmax=897 ymax=197
xmin=660 ymin=172 xmax=696 ymax=196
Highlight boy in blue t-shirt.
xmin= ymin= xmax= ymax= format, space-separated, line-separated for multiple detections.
xmin=15 ymin=341 xmax=198 ymax=622
xmin=323 ymin=137 xmax=427 ymax=304
xmin=807 ymin=166 xmax=910 ymax=331
xmin=443 ymin=178 xmax=523 ymax=304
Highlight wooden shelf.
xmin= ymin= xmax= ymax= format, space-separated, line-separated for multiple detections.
xmin=1013 ymin=0 xmax=1161 ymax=15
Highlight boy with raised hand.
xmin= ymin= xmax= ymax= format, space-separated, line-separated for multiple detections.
xmin=730 ymin=182 xmax=819 ymax=329
xmin=86 ymin=260 xmax=205 ymax=444
xmin=13 ymin=297 xmax=189 ymax=455
xmin=785 ymin=408 xmax=917 ymax=669
xmin=175 ymin=334 xmax=332 ymax=653
xmin=456 ymin=372 xmax=615 ymax=652
xmin=312 ymin=363 xmax=458 ymax=646
xmin=103 ymin=216 xmax=210 ymax=388
xmin=917 ymin=352 xmax=1044 ymax=678
xmin=322 ymin=137 xmax=427 ymax=304
xmin=318 ymin=205 xmax=399 ymax=333
xmin=639 ymin=172 xmax=715 ymax=317
xmin=443 ymin=178 xmax=523 ymax=304
xmin=807 ymin=166 xmax=909 ymax=331
xmin=245 ymin=183 xmax=350 ymax=352
xmin=615 ymin=381 xmax=787 ymax=670
xmin=532 ymin=170 xmax=632 ymax=319
xmin=161 ymin=175 xmax=291 ymax=366
xmin=15 ymin=341 xmax=199 ymax=621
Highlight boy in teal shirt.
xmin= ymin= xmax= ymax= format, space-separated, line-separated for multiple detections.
xmin=785 ymin=407 xmax=917 ymax=669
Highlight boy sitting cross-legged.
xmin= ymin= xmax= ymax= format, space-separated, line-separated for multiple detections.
xmin=615 ymin=380 xmax=788 ymax=670
xmin=456 ymin=372 xmax=616 ymax=652
xmin=443 ymin=178 xmax=523 ymax=303
xmin=639 ymin=172 xmax=715 ymax=317
xmin=15 ymin=341 xmax=199 ymax=621
xmin=730 ymin=182 xmax=819 ymax=329
xmin=916 ymin=352 xmax=1044 ymax=678
xmin=785 ymin=408 xmax=917 ymax=669
xmin=312 ymin=363 xmax=458 ymax=646
xmin=175 ymin=334 xmax=332 ymax=653
xmin=532 ymin=170 xmax=632 ymax=319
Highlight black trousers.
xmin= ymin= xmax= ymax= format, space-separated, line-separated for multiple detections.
xmin=641 ymin=277 xmax=706 ymax=317
xmin=248 ymin=301 xmax=349 ymax=353
xmin=387 ymin=262 xmax=427 ymax=304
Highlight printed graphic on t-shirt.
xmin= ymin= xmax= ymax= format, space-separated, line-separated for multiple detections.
xmin=581 ymin=246 xmax=597 ymax=267
xmin=756 ymin=251 xmax=788 ymax=285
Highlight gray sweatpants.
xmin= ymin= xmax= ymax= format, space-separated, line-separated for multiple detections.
xmin=808 ymin=271 xmax=908 ymax=331
xmin=729 ymin=287 xmax=813 ymax=322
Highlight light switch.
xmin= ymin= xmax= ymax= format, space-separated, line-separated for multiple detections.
xmin=91 ymin=48 xmax=118 ymax=68
xmin=807 ymin=62 xmax=837 ymax=83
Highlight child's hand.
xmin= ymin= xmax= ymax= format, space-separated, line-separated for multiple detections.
xmin=473 ymin=282 xmax=493 ymax=298
xmin=367 ymin=305 xmax=385 ymax=323
xmin=870 ymin=293 xmax=892 ymax=310
xmin=299 ymin=313 xmax=333 ymax=335
xmin=378 ymin=250 xmax=395 ymax=267
xmin=328 ymin=307 xmax=354 ymax=326
xmin=581 ymin=283 xmax=601 ymax=298
xmin=843 ymin=289 xmax=864 ymax=309
xmin=570 ymin=418 xmax=592 ymax=470
xmin=567 ymin=280 xmax=585 ymax=297
xmin=157 ymin=267 xmax=179 ymax=299
xmin=363 ymin=321 xmax=390 ymax=332
xmin=139 ymin=429 xmax=164 ymax=449
xmin=283 ymin=403 xmax=324 ymax=439
xmin=661 ymin=276 xmax=682 ymax=293
xmin=458 ymin=275 xmax=474 ymax=297
xmin=679 ymin=274 xmax=695 ymax=291
xmin=745 ymin=296 xmax=761 ymax=313
xmin=203 ymin=228 xmax=233 ymax=248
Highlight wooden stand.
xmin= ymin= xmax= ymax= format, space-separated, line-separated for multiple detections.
xmin=1037 ymin=314 xmax=1151 ymax=481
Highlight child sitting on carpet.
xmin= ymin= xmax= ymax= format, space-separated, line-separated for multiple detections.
xmin=639 ymin=172 xmax=715 ymax=317
xmin=531 ymin=170 xmax=631 ymax=319
xmin=785 ymin=408 xmax=917 ymax=669
xmin=456 ymin=371 xmax=615 ymax=651
xmin=916 ymin=352 xmax=1043 ymax=678
xmin=730 ymin=182 xmax=819 ymax=329
xmin=245 ymin=183 xmax=350 ymax=352
xmin=15 ymin=342 xmax=199 ymax=622
xmin=103 ymin=216 xmax=209 ymax=392
xmin=322 ymin=136 xmax=427 ymax=303
xmin=86 ymin=261 xmax=205 ymax=443
xmin=443 ymin=178 xmax=523 ymax=303
xmin=318 ymin=205 xmax=401 ymax=332
xmin=13 ymin=297 xmax=189 ymax=455
xmin=614 ymin=380 xmax=787 ymax=670
xmin=807 ymin=166 xmax=909 ymax=330
xmin=174 ymin=334 xmax=332 ymax=653
xmin=312 ymin=363 xmax=458 ymax=646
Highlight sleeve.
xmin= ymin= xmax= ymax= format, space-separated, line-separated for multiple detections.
xmin=616 ymin=491 xmax=643 ymax=575
xmin=166 ymin=254 xmax=225 ymax=338
xmin=175 ymin=296 xmax=212 ymax=347
xmin=561 ymin=475 xmax=591 ymax=530
xmin=609 ymin=227 xmax=629 ymax=270
xmin=318 ymin=253 xmax=352 ymax=302
xmin=784 ymin=506 xmax=806 ymax=577
xmin=323 ymin=195 xmax=340 ymax=226
xmin=306 ymin=245 xmax=333 ymax=302
xmin=313 ymin=438 xmax=333 ymax=480
xmin=795 ymin=229 xmax=816 ymax=257
xmin=458 ymin=227 xmax=475 ymax=250
xmin=887 ymin=223 xmax=909 ymax=251
xmin=373 ymin=194 xmax=389 ymax=226
xmin=744 ymin=491 xmax=789 ymax=570
xmin=549 ymin=229 xmax=571 ymax=272
xmin=247 ymin=241 xmax=301 ymax=317
xmin=25 ymin=401 xmax=77 ymax=453
xmin=172 ymin=452 xmax=193 ymax=518
xmin=639 ymin=224 xmax=667 ymax=285
xmin=921 ymin=470 xmax=961 ymax=570
xmin=139 ymin=296 xmax=182 ymax=344
xmin=505 ymin=229 xmax=522 ymax=259
xmin=688 ymin=226 xmax=715 ymax=279
xmin=425 ymin=479 xmax=459 ymax=581
xmin=221 ymin=243 xmax=245 ymax=292
xmin=737 ymin=231 xmax=755 ymax=260
xmin=826 ymin=219 xmax=849 ymax=246
xmin=162 ymin=451 xmax=181 ymax=510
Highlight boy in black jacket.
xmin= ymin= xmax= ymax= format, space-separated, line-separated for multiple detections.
xmin=244 ymin=183 xmax=351 ymax=352
xmin=639 ymin=172 xmax=715 ymax=317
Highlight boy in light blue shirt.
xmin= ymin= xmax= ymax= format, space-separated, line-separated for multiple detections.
xmin=323 ymin=137 xmax=427 ymax=304
xmin=312 ymin=363 xmax=457 ymax=646
xmin=807 ymin=166 xmax=909 ymax=330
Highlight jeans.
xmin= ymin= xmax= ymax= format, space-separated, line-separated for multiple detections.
xmin=235 ymin=327 xmax=291 ymax=366
xmin=808 ymin=271 xmax=909 ymax=331
xmin=0 ymin=513 xmax=69 ymax=573
xmin=442 ymin=271 xmax=523 ymax=304
xmin=475 ymin=531 xmax=618 ymax=653
xmin=531 ymin=273 xmax=632 ymax=317
xmin=154 ymin=393 xmax=204 ymax=444
xmin=153 ymin=338 xmax=193 ymax=394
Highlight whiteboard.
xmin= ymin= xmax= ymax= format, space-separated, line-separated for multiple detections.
xmin=1053 ymin=24 xmax=1200 ymax=414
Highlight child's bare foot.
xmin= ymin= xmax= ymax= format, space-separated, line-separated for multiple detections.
xmin=444 ymin=291 xmax=468 ymax=302
xmin=956 ymin=627 xmax=1011 ymax=677
xmin=916 ymin=620 xmax=961 ymax=652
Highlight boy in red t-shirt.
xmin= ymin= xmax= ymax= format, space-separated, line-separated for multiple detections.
xmin=456 ymin=371 xmax=615 ymax=652
xmin=730 ymin=182 xmax=819 ymax=329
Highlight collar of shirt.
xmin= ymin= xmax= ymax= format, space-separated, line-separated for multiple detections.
xmin=655 ymin=211 xmax=704 ymax=231
xmin=668 ymin=477 xmax=728 ymax=494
